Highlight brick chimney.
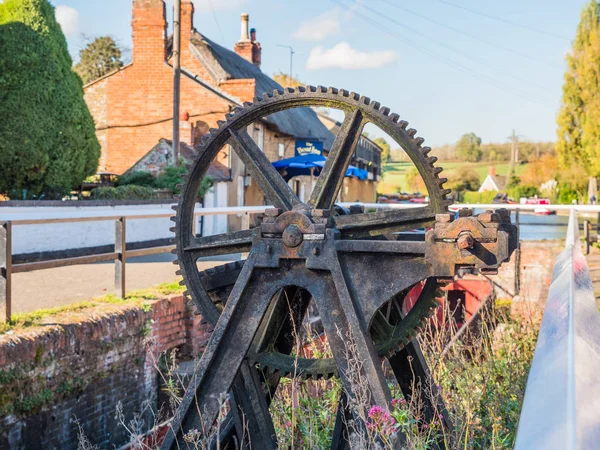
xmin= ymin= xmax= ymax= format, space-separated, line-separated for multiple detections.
xmin=234 ymin=14 xmax=261 ymax=68
xmin=132 ymin=0 xmax=167 ymax=65
xmin=181 ymin=0 xmax=194 ymax=52
xmin=489 ymin=166 xmax=496 ymax=177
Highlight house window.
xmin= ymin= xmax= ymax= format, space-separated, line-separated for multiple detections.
xmin=257 ymin=124 xmax=264 ymax=151
xmin=278 ymin=143 xmax=285 ymax=158
xmin=237 ymin=175 xmax=245 ymax=207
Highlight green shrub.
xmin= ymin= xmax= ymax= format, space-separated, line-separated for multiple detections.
xmin=508 ymin=184 xmax=539 ymax=201
xmin=463 ymin=190 xmax=497 ymax=204
xmin=155 ymin=164 xmax=214 ymax=197
xmin=0 ymin=0 xmax=100 ymax=199
xmin=91 ymin=185 xmax=156 ymax=200
xmin=116 ymin=171 xmax=156 ymax=187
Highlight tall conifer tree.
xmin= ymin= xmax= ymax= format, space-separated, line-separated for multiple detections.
xmin=0 ymin=0 xmax=100 ymax=198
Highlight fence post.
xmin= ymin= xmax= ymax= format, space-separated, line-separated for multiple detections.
xmin=584 ymin=219 xmax=590 ymax=255
xmin=0 ymin=222 xmax=12 ymax=322
xmin=514 ymin=209 xmax=521 ymax=296
xmin=115 ymin=217 xmax=126 ymax=299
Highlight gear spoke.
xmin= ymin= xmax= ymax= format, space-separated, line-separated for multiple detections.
xmin=335 ymin=206 xmax=437 ymax=238
xmin=228 ymin=127 xmax=301 ymax=211
xmin=309 ymin=109 xmax=365 ymax=209
xmin=183 ymin=229 xmax=253 ymax=258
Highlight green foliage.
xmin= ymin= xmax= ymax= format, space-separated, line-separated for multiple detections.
xmin=91 ymin=185 xmax=156 ymax=200
xmin=116 ymin=171 xmax=156 ymax=187
xmin=447 ymin=167 xmax=481 ymax=194
xmin=155 ymin=165 xmax=214 ymax=198
xmin=463 ymin=190 xmax=497 ymax=204
xmin=0 ymin=0 xmax=100 ymax=199
xmin=73 ymin=36 xmax=123 ymax=84
xmin=455 ymin=132 xmax=483 ymax=162
xmin=508 ymin=184 xmax=539 ymax=200
xmin=557 ymin=1 xmax=600 ymax=176
xmin=373 ymin=137 xmax=391 ymax=163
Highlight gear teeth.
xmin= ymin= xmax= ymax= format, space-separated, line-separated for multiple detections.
xmin=380 ymin=106 xmax=390 ymax=116
xmin=178 ymin=280 xmax=186 ymax=286
xmin=171 ymin=247 xmax=178 ymax=254
xmin=433 ymin=167 xmax=443 ymax=175
xmin=415 ymin=137 xmax=425 ymax=146
xmin=297 ymin=85 xmax=306 ymax=93
xmin=349 ymin=91 xmax=360 ymax=100
xmin=169 ymin=226 xmax=176 ymax=233
xmin=285 ymin=87 xmax=295 ymax=93
xmin=371 ymin=101 xmax=380 ymax=110
xmin=327 ymin=86 xmax=338 ymax=94
xmin=438 ymin=177 xmax=448 ymax=186
xmin=175 ymin=269 xmax=182 ymax=276
xmin=359 ymin=95 xmax=371 ymax=105
xmin=407 ymin=128 xmax=417 ymax=138
xmin=399 ymin=120 xmax=408 ymax=129
xmin=170 ymin=216 xmax=177 ymax=222
xmin=171 ymin=204 xmax=178 ymax=211
xmin=340 ymin=88 xmax=349 ymax=97
xmin=318 ymin=85 xmax=327 ymax=93
xmin=308 ymin=85 xmax=317 ymax=92
xmin=427 ymin=156 xmax=438 ymax=166
xmin=441 ymin=188 xmax=452 ymax=196
xmin=217 ymin=120 xmax=225 ymax=127
xmin=390 ymin=113 xmax=400 ymax=123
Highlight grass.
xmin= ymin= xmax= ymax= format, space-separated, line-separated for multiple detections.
xmin=0 ymin=280 xmax=184 ymax=335
xmin=379 ymin=161 xmax=529 ymax=195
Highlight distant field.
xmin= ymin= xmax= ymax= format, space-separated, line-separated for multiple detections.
xmin=379 ymin=161 xmax=528 ymax=195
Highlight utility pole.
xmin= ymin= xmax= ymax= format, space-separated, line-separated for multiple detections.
xmin=172 ymin=0 xmax=181 ymax=165
xmin=277 ymin=44 xmax=294 ymax=86
xmin=507 ymin=129 xmax=520 ymax=183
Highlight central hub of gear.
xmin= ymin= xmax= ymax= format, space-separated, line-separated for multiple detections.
xmin=282 ymin=224 xmax=303 ymax=247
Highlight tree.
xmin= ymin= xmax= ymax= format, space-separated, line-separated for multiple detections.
xmin=0 ymin=0 xmax=100 ymax=199
xmin=405 ymin=167 xmax=425 ymax=193
xmin=74 ymin=36 xmax=123 ymax=84
xmin=373 ymin=137 xmax=390 ymax=163
xmin=446 ymin=167 xmax=480 ymax=193
xmin=455 ymin=132 xmax=482 ymax=162
xmin=273 ymin=71 xmax=304 ymax=88
xmin=557 ymin=1 xmax=600 ymax=176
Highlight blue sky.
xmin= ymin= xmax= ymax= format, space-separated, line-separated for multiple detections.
xmin=51 ymin=0 xmax=587 ymax=147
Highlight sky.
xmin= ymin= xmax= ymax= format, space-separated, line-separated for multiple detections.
xmin=50 ymin=0 xmax=587 ymax=147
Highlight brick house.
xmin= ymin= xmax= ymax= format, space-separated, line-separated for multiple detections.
xmin=83 ymin=0 xmax=380 ymax=233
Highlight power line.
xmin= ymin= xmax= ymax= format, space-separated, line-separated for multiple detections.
xmin=434 ymin=0 xmax=570 ymax=41
xmin=375 ymin=0 xmax=561 ymax=69
xmin=207 ymin=0 xmax=226 ymax=46
xmin=338 ymin=0 xmax=552 ymax=101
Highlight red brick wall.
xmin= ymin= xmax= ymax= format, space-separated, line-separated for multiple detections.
xmin=0 ymin=295 xmax=210 ymax=449
xmin=84 ymin=0 xmax=237 ymax=174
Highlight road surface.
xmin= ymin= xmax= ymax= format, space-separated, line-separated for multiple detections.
xmin=11 ymin=252 xmax=236 ymax=314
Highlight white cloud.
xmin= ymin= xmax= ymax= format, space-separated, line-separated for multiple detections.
xmin=306 ymin=42 xmax=398 ymax=70
xmin=191 ymin=0 xmax=246 ymax=12
xmin=55 ymin=5 xmax=79 ymax=36
xmin=292 ymin=10 xmax=341 ymax=41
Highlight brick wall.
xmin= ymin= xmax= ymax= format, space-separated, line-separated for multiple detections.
xmin=491 ymin=240 xmax=564 ymax=305
xmin=0 ymin=295 xmax=210 ymax=450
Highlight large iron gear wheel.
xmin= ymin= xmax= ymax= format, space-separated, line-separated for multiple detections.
xmin=198 ymin=260 xmax=443 ymax=379
xmin=166 ymin=86 xmax=454 ymax=449
xmin=172 ymin=86 xmax=450 ymax=326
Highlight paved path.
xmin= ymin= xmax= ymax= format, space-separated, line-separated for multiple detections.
xmin=11 ymin=253 xmax=235 ymax=314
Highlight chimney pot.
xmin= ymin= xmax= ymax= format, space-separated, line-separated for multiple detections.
xmin=240 ymin=13 xmax=250 ymax=41
xmin=250 ymin=28 xmax=256 ymax=41
xmin=489 ymin=166 xmax=496 ymax=177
